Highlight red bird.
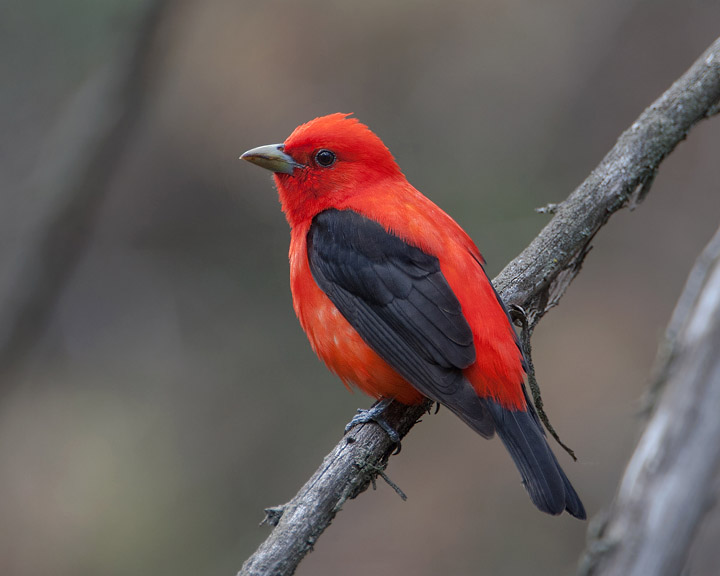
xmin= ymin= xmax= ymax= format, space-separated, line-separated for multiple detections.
xmin=241 ymin=114 xmax=585 ymax=518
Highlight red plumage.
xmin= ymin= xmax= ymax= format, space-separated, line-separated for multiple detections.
xmin=241 ymin=114 xmax=585 ymax=518
xmin=277 ymin=114 xmax=524 ymax=407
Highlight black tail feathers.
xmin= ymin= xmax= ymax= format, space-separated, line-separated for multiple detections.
xmin=420 ymin=374 xmax=585 ymax=519
xmin=481 ymin=398 xmax=586 ymax=519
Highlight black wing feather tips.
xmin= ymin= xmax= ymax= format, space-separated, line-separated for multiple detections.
xmin=307 ymin=209 xmax=584 ymax=519
xmin=482 ymin=396 xmax=586 ymax=518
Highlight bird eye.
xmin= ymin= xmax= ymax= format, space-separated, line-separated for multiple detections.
xmin=314 ymin=149 xmax=336 ymax=167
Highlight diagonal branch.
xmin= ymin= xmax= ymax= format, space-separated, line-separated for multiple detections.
xmin=238 ymin=36 xmax=720 ymax=576
xmin=494 ymin=36 xmax=720 ymax=324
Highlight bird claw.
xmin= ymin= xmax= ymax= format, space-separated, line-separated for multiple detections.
xmin=344 ymin=398 xmax=401 ymax=444
xmin=508 ymin=304 xmax=527 ymax=326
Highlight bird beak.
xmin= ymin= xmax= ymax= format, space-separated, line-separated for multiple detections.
xmin=240 ymin=144 xmax=304 ymax=175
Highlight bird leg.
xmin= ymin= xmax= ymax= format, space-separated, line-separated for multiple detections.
xmin=345 ymin=398 xmax=401 ymax=445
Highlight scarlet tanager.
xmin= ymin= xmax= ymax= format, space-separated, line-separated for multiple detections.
xmin=241 ymin=114 xmax=585 ymax=518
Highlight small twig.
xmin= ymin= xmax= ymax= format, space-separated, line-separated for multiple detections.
xmin=359 ymin=458 xmax=408 ymax=501
xmin=262 ymin=506 xmax=286 ymax=528
xmin=536 ymin=202 xmax=560 ymax=214
xmin=511 ymin=305 xmax=577 ymax=461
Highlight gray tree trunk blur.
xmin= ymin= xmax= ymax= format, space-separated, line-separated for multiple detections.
xmin=579 ymin=225 xmax=720 ymax=576
xmin=0 ymin=0 xmax=166 ymax=382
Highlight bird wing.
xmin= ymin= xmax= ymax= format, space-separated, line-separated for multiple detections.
xmin=307 ymin=208 xmax=495 ymax=437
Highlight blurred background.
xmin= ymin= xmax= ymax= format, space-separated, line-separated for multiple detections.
xmin=1 ymin=1 xmax=719 ymax=575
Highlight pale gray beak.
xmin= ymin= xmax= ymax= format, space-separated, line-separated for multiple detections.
xmin=240 ymin=144 xmax=304 ymax=175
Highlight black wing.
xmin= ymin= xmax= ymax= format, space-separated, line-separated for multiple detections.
xmin=307 ymin=208 xmax=495 ymax=437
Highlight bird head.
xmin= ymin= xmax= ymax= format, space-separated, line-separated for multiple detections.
xmin=241 ymin=114 xmax=404 ymax=226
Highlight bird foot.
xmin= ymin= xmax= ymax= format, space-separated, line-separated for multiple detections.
xmin=344 ymin=398 xmax=401 ymax=444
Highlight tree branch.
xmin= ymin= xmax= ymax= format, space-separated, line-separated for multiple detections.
xmin=238 ymin=36 xmax=720 ymax=576
xmin=494 ymin=37 xmax=720 ymax=324
xmin=578 ymin=224 xmax=720 ymax=576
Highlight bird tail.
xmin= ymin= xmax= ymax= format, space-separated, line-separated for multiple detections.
xmin=479 ymin=396 xmax=586 ymax=519
xmin=420 ymin=373 xmax=585 ymax=519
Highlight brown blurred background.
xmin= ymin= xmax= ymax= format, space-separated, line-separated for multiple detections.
xmin=1 ymin=1 xmax=719 ymax=575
